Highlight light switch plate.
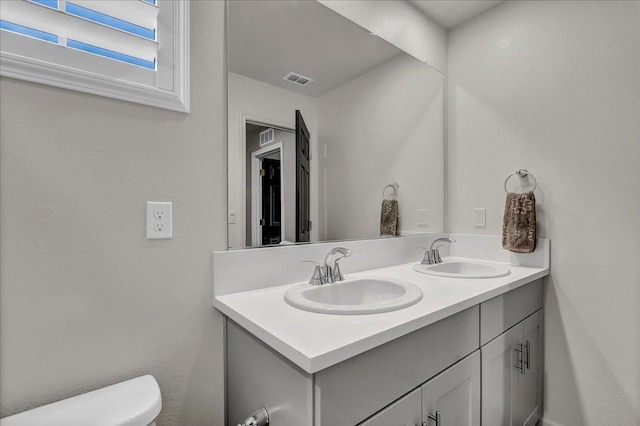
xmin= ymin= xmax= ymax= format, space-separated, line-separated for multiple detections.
xmin=418 ymin=209 xmax=427 ymax=226
xmin=147 ymin=202 xmax=172 ymax=239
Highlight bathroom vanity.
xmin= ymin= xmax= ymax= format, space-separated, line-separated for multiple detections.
xmin=213 ymin=235 xmax=549 ymax=426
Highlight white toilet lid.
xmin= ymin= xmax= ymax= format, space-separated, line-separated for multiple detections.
xmin=0 ymin=375 xmax=162 ymax=426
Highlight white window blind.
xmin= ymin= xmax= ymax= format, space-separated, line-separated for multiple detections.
xmin=1 ymin=0 xmax=159 ymax=65
xmin=0 ymin=0 xmax=189 ymax=112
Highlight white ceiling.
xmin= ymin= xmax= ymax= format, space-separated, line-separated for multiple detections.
xmin=228 ymin=0 xmax=505 ymax=97
xmin=228 ymin=0 xmax=402 ymax=97
xmin=410 ymin=0 xmax=504 ymax=29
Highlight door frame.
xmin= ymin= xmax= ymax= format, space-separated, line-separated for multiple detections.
xmin=238 ymin=115 xmax=293 ymax=247
xmin=250 ymin=142 xmax=284 ymax=246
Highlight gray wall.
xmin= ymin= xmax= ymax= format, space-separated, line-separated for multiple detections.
xmin=448 ymin=1 xmax=639 ymax=425
xmin=0 ymin=1 xmax=226 ymax=424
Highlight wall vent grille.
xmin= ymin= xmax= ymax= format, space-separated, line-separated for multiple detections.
xmin=259 ymin=128 xmax=275 ymax=146
xmin=283 ymin=72 xmax=314 ymax=86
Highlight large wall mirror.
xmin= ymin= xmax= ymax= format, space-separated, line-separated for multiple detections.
xmin=227 ymin=0 xmax=445 ymax=249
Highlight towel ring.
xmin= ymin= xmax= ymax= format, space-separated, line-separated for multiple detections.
xmin=504 ymin=170 xmax=537 ymax=194
xmin=383 ymin=182 xmax=399 ymax=201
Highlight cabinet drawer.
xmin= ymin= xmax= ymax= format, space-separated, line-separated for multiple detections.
xmin=480 ymin=279 xmax=543 ymax=346
xmin=315 ymin=306 xmax=479 ymax=426
xmin=358 ymin=388 xmax=421 ymax=426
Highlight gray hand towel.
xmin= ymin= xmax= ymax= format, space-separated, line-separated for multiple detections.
xmin=380 ymin=199 xmax=399 ymax=236
xmin=502 ymin=191 xmax=536 ymax=253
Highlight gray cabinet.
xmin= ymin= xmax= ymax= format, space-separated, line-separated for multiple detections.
xmin=226 ymin=279 xmax=544 ymax=426
xmin=358 ymin=351 xmax=480 ymax=426
xmin=315 ymin=306 xmax=479 ymax=426
xmin=421 ymin=350 xmax=480 ymax=426
xmin=519 ymin=312 xmax=542 ymax=425
xmin=227 ymin=306 xmax=479 ymax=426
xmin=481 ymin=311 xmax=542 ymax=426
xmin=358 ymin=388 xmax=421 ymax=426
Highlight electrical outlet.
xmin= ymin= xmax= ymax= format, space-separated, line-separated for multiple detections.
xmin=147 ymin=202 xmax=172 ymax=239
xmin=473 ymin=208 xmax=486 ymax=228
xmin=418 ymin=209 xmax=428 ymax=226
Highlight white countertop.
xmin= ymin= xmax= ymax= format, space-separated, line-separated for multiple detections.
xmin=213 ymin=256 xmax=549 ymax=374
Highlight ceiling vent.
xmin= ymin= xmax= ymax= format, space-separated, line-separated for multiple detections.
xmin=283 ymin=72 xmax=314 ymax=86
xmin=259 ymin=128 xmax=275 ymax=146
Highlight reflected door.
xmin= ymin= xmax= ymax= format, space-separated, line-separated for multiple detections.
xmin=296 ymin=110 xmax=310 ymax=242
xmin=261 ymin=158 xmax=282 ymax=245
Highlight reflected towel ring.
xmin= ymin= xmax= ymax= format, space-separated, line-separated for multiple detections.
xmin=504 ymin=170 xmax=537 ymax=194
xmin=383 ymin=182 xmax=399 ymax=201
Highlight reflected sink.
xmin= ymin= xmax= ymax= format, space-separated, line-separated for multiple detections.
xmin=284 ymin=277 xmax=423 ymax=315
xmin=413 ymin=260 xmax=510 ymax=279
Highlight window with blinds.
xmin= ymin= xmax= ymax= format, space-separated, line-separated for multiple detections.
xmin=0 ymin=0 xmax=189 ymax=112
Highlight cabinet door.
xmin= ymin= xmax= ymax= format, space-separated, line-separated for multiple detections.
xmin=358 ymin=388 xmax=421 ymax=426
xmin=518 ymin=311 xmax=541 ymax=426
xmin=421 ymin=350 xmax=480 ymax=426
xmin=482 ymin=325 xmax=521 ymax=426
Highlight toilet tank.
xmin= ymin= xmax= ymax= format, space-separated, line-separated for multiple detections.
xmin=0 ymin=375 xmax=162 ymax=426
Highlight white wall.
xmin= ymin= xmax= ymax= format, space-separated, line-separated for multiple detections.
xmin=319 ymin=54 xmax=444 ymax=240
xmin=318 ymin=0 xmax=447 ymax=71
xmin=227 ymin=72 xmax=319 ymax=248
xmin=448 ymin=1 xmax=640 ymax=425
xmin=0 ymin=2 xmax=226 ymax=424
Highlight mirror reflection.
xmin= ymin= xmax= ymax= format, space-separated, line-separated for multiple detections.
xmin=228 ymin=0 xmax=444 ymax=249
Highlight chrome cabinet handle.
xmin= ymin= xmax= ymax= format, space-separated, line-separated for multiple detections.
xmin=524 ymin=340 xmax=531 ymax=370
xmin=427 ymin=410 xmax=441 ymax=425
xmin=514 ymin=344 xmax=525 ymax=375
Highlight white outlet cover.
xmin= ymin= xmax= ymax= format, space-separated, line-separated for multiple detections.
xmin=147 ymin=202 xmax=172 ymax=239
xmin=473 ymin=208 xmax=486 ymax=228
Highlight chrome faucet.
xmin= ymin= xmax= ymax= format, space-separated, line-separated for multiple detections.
xmin=323 ymin=247 xmax=353 ymax=283
xmin=302 ymin=247 xmax=353 ymax=285
xmin=421 ymin=237 xmax=455 ymax=265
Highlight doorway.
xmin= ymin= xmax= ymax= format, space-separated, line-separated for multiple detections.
xmin=250 ymin=142 xmax=284 ymax=246
xmin=243 ymin=119 xmax=302 ymax=246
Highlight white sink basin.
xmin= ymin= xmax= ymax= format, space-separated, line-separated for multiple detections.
xmin=284 ymin=277 xmax=423 ymax=315
xmin=413 ymin=260 xmax=510 ymax=279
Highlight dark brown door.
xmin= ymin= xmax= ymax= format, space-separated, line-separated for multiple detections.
xmin=296 ymin=110 xmax=311 ymax=242
xmin=261 ymin=158 xmax=281 ymax=245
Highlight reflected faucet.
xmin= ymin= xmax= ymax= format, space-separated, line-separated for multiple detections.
xmin=323 ymin=247 xmax=353 ymax=283
xmin=421 ymin=237 xmax=455 ymax=265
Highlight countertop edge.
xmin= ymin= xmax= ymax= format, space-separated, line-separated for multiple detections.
xmin=214 ymin=299 xmax=316 ymax=372
xmin=214 ymin=264 xmax=549 ymax=374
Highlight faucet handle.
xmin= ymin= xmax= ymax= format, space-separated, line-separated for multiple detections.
xmin=332 ymin=261 xmax=345 ymax=282
xmin=419 ymin=247 xmax=434 ymax=265
xmin=332 ymin=250 xmax=353 ymax=281
xmin=432 ymin=248 xmax=442 ymax=264
xmin=302 ymin=261 xmax=325 ymax=285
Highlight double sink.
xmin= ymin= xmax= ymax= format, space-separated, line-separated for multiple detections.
xmin=284 ymin=255 xmax=511 ymax=315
